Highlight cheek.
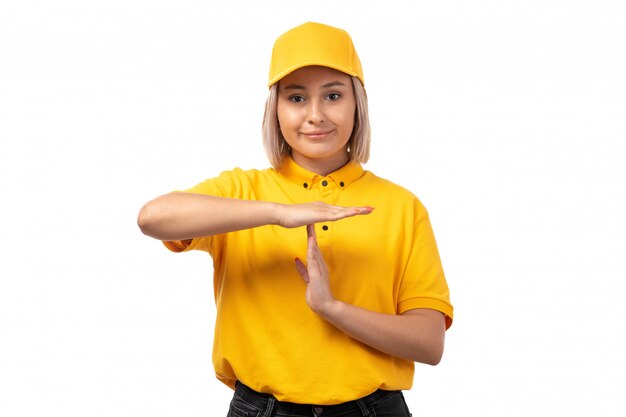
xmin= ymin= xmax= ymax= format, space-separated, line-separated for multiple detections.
xmin=338 ymin=106 xmax=356 ymax=134
xmin=277 ymin=104 xmax=301 ymax=132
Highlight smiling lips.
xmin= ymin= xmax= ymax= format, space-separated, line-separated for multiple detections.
xmin=300 ymin=130 xmax=334 ymax=139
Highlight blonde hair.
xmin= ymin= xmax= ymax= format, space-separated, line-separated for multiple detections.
xmin=262 ymin=76 xmax=371 ymax=169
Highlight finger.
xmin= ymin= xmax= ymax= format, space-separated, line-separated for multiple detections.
xmin=294 ymin=257 xmax=310 ymax=283
xmin=306 ymin=224 xmax=319 ymax=254
xmin=306 ymin=224 xmax=316 ymax=240
xmin=327 ymin=206 xmax=374 ymax=221
xmin=346 ymin=206 xmax=375 ymax=216
xmin=306 ymin=224 xmax=320 ymax=261
xmin=305 ymin=226 xmax=329 ymax=279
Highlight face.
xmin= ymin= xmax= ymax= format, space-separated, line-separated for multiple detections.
xmin=277 ymin=66 xmax=356 ymax=174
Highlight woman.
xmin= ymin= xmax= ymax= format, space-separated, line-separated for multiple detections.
xmin=138 ymin=21 xmax=453 ymax=417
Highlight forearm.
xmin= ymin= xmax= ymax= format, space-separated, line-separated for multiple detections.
xmin=320 ymin=302 xmax=445 ymax=365
xmin=137 ymin=192 xmax=278 ymax=241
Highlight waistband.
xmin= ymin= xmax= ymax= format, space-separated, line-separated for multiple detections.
xmin=233 ymin=381 xmax=399 ymax=416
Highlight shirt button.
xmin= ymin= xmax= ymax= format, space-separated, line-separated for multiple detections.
xmin=322 ymin=225 xmax=328 ymax=231
xmin=303 ymin=183 xmax=308 ymax=189
xmin=321 ymin=180 xmax=328 ymax=186
xmin=339 ymin=181 xmax=345 ymax=187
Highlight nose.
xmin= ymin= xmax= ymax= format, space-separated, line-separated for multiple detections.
xmin=307 ymin=99 xmax=325 ymax=125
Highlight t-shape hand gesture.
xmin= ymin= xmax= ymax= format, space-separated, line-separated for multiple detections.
xmin=294 ymin=224 xmax=338 ymax=316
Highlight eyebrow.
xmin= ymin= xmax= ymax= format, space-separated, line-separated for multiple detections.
xmin=283 ymin=81 xmax=347 ymax=90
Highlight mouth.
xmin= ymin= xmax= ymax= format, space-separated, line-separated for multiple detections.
xmin=300 ymin=130 xmax=334 ymax=139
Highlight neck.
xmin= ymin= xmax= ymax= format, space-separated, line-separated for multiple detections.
xmin=291 ymin=152 xmax=350 ymax=176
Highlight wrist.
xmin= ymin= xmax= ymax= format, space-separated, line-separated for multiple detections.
xmin=316 ymin=299 xmax=344 ymax=322
xmin=266 ymin=202 xmax=283 ymax=226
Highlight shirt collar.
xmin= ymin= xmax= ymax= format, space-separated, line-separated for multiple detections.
xmin=277 ymin=155 xmax=365 ymax=189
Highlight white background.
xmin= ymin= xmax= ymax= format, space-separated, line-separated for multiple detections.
xmin=1 ymin=1 xmax=625 ymax=416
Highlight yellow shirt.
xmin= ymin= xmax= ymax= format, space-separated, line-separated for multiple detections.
xmin=164 ymin=156 xmax=453 ymax=405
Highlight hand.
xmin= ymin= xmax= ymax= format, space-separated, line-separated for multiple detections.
xmin=294 ymin=224 xmax=338 ymax=316
xmin=276 ymin=202 xmax=373 ymax=229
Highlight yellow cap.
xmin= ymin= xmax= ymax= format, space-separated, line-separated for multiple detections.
xmin=268 ymin=22 xmax=364 ymax=87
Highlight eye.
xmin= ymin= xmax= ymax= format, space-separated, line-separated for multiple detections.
xmin=288 ymin=95 xmax=305 ymax=103
xmin=326 ymin=92 xmax=341 ymax=101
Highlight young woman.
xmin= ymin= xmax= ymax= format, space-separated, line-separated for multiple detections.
xmin=138 ymin=22 xmax=453 ymax=417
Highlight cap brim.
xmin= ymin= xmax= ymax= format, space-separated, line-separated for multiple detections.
xmin=268 ymin=62 xmax=360 ymax=87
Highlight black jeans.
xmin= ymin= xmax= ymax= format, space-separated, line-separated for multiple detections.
xmin=227 ymin=381 xmax=412 ymax=417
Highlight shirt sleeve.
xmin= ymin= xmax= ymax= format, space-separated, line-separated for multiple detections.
xmin=397 ymin=199 xmax=454 ymax=329
xmin=162 ymin=168 xmax=248 ymax=255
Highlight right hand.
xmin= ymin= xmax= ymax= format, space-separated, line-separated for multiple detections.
xmin=275 ymin=201 xmax=374 ymax=228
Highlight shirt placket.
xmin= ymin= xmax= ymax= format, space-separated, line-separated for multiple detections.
xmin=314 ymin=176 xmax=339 ymax=249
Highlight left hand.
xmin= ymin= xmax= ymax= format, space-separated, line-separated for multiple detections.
xmin=294 ymin=225 xmax=446 ymax=364
xmin=294 ymin=224 xmax=337 ymax=316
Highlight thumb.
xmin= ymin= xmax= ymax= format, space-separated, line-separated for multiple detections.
xmin=294 ymin=257 xmax=310 ymax=283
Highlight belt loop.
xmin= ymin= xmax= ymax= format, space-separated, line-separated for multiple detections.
xmin=356 ymin=398 xmax=371 ymax=417
xmin=262 ymin=396 xmax=276 ymax=417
